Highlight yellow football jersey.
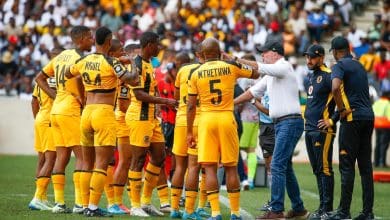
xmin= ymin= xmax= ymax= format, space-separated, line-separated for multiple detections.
xmin=69 ymin=53 xmax=127 ymax=92
xmin=42 ymin=49 xmax=84 ymax=116
xmin=32 ymin=84 xmax=54 ymax=123
xmin=174 ymin=63 xmax=201 ymax=126
xmin=126 ymin=55 xmax=157 ymax=121
xmin=188 ymin=60 xmax=253 ymax=112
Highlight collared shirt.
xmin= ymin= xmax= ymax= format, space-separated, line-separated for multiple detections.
xmin=249 ymin=58 xmax=301 ymax=119
xmin=331 ymin=54 xmax=374 ymax=121
xmin=304 ymin=65 xmax=337 ymax=132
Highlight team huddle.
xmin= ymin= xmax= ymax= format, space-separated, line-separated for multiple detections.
xmin=29 ymin=24 xmax=375 ymax=220
xmin=29 ymin=24 xmax=259 ymax=219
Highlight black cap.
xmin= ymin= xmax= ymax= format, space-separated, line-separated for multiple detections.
xmin=304 ymin=44 xmax=325 ymax=58
xmin=329 ymin=36 xmax=349 ymax=51
xmin=256 ymin=41 xmax=284 ymax=55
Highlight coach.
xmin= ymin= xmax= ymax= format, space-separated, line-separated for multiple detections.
xmin=328 ymin=36 xmax=375 ymax=220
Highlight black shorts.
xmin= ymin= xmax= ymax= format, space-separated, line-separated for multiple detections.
xmin=162 ymin=122 xmax=175 ymax=149
xmin=259 ymin=123 xmax=275 ymax=158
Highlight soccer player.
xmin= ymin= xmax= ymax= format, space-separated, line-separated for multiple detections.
xmin=186 ymin=38 xmax=259 ymax=220
xmin=125 ymin=31 xmax=177 ymax=217
xmin=111 ymin=43 xmax=141 ymax=214
xmin=35 ymin=25 xmax=94 ymax=213
xmin=67 ymin=26 xmax=139 ymax=217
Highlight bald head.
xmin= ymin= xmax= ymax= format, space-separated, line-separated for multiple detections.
xmin=175 ymin=52 xmax=190 ymax=68
xmin=109 ymin=39 xmax=123 ymax=58
xmin=201 ymin=38 xmax=221 ymax=60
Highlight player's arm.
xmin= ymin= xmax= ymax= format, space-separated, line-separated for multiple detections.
xmin=35 ymin=71 xmax=56 ymax=99
xmin=235 ymin=76 xmax=266 ymax=105
xmin=222 ymin=51 xmax=259 ymax=70
xmin=118 ymin=59 xmax=140 ymax=87
xmin=117 ymin=85 xmax=131 ymax=113
xmin=331 ymin=64 xmax=353 ymax=119
xmin=253 ymin=100 xmax=269 ymax=115
xmin=75 ymin=75 xmax=85 ymax=107
xmin=31 ymin=96 xmax=39 ymax=119
xmin=132 ymin=89 xmax=177 ymax=107
xmin=186 ymin=94 xmax=197 ymax=148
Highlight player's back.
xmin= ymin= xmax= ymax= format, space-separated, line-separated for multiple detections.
xmin=175 ymin=62 xmax=200 ymax=126
xmin=42 ymin=49 xmax=84 ymax=116
xmin=72 ymin=53 xmax=120 ymax=93
xmin=188 ymin=60 xmax=253 ymax=113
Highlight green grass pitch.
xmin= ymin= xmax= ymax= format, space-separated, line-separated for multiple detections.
xmin=0 ymin=155 xmax=389 ymax=219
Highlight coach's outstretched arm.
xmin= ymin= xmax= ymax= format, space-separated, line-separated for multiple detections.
xmin=35 ymin=72 xmax=56 ymax=99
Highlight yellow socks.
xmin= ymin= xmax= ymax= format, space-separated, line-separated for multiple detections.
xmin=34 ymin=177 xmax=50 ymax=200
xmin=170 ymin=185 xmax=183 ymax=210
xmin=157 ymin=184 xmax=169 ymax=205
xmin=114 ymin=184 xmax=125 ymax=205
xmin=141 ymin=163 xmax=161 ymax=205
xmin=185 ymin=190 xmax=198 ymax=214
xmin=129 ymin=171 xmax=142 ymax=208
xmin=89 ymin=169 xmax=107 ymax=207
xmin=198 ymin=171 xmax=207 ymax=208
xmin=228 ymin=189 xmax=241 ymax=216
xmin=104 ymin=165 xmax=115 ymax=206
xmin=80 ymin=171 xmax=92 ymax=208
xmin=207 ymin=190 xmax=221 ymax=217
xmin=126 ymin=170 xmax=132 ymax=203
xmin=52 ymin=173 xmax=65 ymax=205
xmin=73 ymin=170 xmax=82 ymax=206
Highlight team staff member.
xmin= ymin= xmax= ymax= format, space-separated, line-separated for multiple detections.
xmin=234 ymin=41 xmax=308 ymax=220
xmin=126 ymin=31 xmax=177 ymax=217
xmin=303 ymin=44 xmax=337 ymax=220
xmin=187 ymin=37 xmax=259 ymax=220
xmin=67 ymin=27 xmax=139 ymax=217
xmin=328 ymin=36 xmax=375 ymax=220
xmin=35 ymin=25 xmax=94 ymax=214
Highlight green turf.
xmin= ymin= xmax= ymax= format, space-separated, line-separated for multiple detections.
xmin=0 ymin=155 xmax=389 ymax=219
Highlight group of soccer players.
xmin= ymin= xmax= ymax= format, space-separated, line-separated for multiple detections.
xmin=29 ymin=24 xmax=259 ymax=219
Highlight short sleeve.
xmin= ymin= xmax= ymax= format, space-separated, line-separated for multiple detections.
xmin=331 ymin=63 xmax=344 ymax=80
xmin=112 ymin=58 xmax=127 ymax=78
xmin=118 ymin=84 xmax=130 ymax=99
xmin=42 ymin=59 xmax=55 ymax=77
xmin=69 ymin=62 xmax=81 ymax=76
xmin=32 ymin=85 xmax=39 ymax=97
xmin=230 ymin=62 xmax=253 ymax=79
xmin=187 ymin=70 xmax=198 ymax=96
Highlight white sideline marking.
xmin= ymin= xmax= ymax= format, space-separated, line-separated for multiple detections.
xmin=220 ymin=195 xmax=254 ymax=219
xmin=301 ymin=189 xmax=319 ymax=199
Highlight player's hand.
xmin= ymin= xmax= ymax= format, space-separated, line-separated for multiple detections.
xmin=118 ymin=55 xmax=132 ymax=64
xmin=164 ymin=98 xmax=178 ymax=108
xmin=187 ymin=133 xmax=196 ymax=149
xmin=317 ymin=119 xmax=332 ymax=130
xmin=340 ymin=108 xmax=354 ymax=119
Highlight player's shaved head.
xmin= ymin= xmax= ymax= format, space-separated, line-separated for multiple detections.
xmin=70 ymin=25 xmax=90 ymax=42
xmin=109 ymin=39 xmax=122 ymax=53
xmin=95 ymin=26 xmax=112 ymax=46
xmin=201 ymin=38 xmax=221 ymax=59
xmin=175 ymin=52 xmax=190 ymax=68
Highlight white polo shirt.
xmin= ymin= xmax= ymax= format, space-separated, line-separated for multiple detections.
xmin=249 ymin=58 xmax=301 ymax=119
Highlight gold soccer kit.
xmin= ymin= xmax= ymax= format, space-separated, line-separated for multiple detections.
xmin=126 ymin=55 xmax=164 ymax=147
xmin=70 ymin=53 xmax=127 ymax=147
xmin=188 ymin=60 xmax=253 ymax=164
xmin=42 ymin=49 xmax=83 ymax=147
xmin=172 ymin=63 xmax=201 ymax=156
xmin=33 ymin=85 xmax=55 ymax=152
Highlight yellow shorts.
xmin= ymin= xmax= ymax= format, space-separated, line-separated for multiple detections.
xmin=51 ymin=114 xmax=81 ymax=147
xmin=34 ymin=120 xmax=55 ymax=152
xmin=172 ymin=126 xmax=198 ymax=156
xmin=197 ymin=112 xmax=239 ymax=165
xmin=81 ymin=104 xmax=116 ymax=147
xmin=127 ymin=119 xmax=164 ymax=147
xmin=116 ymin=117 xmax=130 ymax=138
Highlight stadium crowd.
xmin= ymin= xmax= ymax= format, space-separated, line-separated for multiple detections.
xmin=0 ymin=0 xmax=388 ymax=97
xmin=1 ymin=0 xmax=389 ymax=219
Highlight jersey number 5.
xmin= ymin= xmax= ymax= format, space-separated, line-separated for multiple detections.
xmin=209 ymin=79 xmax=222 ymax=105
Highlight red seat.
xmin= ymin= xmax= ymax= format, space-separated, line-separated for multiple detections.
xmin=373 ymin=171 xmax=390 ymax=182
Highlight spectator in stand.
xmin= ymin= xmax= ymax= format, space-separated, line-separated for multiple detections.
xmin=101 ymin=6 xmax=124 ymax=33
xmin=40 ymin=4 xmax=62 ymax=26
xmin=374 ymin=50 xmax=390 ymax=83
xmin=83 ymin=6 xmax=100 ymax=32
xmin=336 ymin=0 xmax=353 ymax=26
xmin=373 ymin=91 xmax=390 ymax=168
xmin=380 ymin=21 xmax=390 ymax=51
xmin=307 ymin=5 xmax=329 ymax=43
xmin=0 ymin=51 xmax=19 ymax=96
xmin=359 ymin=45 xmax=381 ymax=74
xmin=347 ymin=23 xmax=367 ymax=55
xmin=265 ymin=20 xmax=283 ymax=45
xmin=69 ymin=9 xmax=83 ymax=26
xmin=283 ymin=23 xmax=296 ymax=56
xmin=287 ymin=7 xmax=309 ymax=55
xmin=4 ymin=17 xmax=23 ymax=38
xmin=367 ymin=14 xmax=383 ymax=42
xmin=322 ymin=0 xmax=341 ymax=34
